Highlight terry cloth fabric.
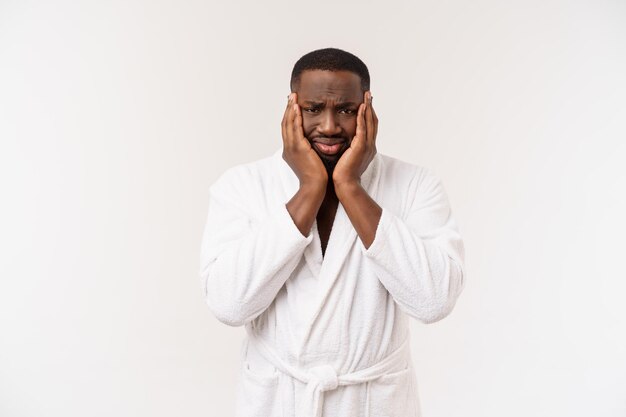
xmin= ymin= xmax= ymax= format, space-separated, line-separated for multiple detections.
xmin=199 ymin=147 xmax=465 ymax=416
xmin=247 ymin=331 xmax=411 ymax=417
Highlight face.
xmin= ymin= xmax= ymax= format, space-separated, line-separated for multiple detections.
xmin=294 ymin=70 xmax=364 ymax=172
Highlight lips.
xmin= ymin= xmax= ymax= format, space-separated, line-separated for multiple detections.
xmin=312 ymin=139 xmax=345 ymax=156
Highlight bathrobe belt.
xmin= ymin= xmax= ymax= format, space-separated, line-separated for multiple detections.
xmin=248 ymin=333 xmax=411 ymax=417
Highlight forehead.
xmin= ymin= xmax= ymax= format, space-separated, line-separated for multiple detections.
xmin=297 ymin=70 xmax=362 ymax=102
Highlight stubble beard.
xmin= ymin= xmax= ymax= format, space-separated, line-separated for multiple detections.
xmin=308 ymin=138 xmax=349 ymax=179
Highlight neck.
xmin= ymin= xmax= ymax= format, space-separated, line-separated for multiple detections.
xmin=321 ymin=179 xmax=338 ymax=207
xmin=321 ymin=160 xmax=339 ymax=202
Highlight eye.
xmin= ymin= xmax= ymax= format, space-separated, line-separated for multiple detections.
xmin=338 ymin=108 xmax=356 ymax=115
xmin=304 ymin=107 xmax=321 ymax=114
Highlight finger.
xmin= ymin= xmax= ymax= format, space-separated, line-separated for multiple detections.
xmin=282 ymin=94 xmax=295 ymax=147
xmin=353 ymin=102 xmax=366 ymax=148
xmin=365 ymin=91 xmax=375 ymax=145
xmin=292 ymin=98 xmax=308 ymax=147
xmin=290 ymin=92 xmax=302 ymax=138
xmin=282 ymin=93 xmax=293 ymax=132
xmin=370 ymin=95 xmax=378 ymax=145
xmin=282 ymin=93 xmax=293 ymax=126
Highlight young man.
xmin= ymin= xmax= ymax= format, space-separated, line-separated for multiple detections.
xmin=199 ymin=48 xmax=465 ymax=417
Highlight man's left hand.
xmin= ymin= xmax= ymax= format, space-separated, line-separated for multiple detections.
xmin=333 ymin=90 xmax=378 ymax=187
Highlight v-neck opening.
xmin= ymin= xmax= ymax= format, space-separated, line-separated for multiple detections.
xmin=314 ymin=202 xmax=342 ymax=263
xmin=317 ymin=203 xmax=339 ymax=260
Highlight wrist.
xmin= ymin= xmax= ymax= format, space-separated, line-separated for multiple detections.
xmin=299 ymin=181 xmax=327 ymax=199
xmin=334 ymin=179 xmax=362 ymax=199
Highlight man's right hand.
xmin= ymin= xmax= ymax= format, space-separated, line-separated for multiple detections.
xmin=281 ymin=93 xmax=328 ymax=189
xmin=281 ymin=92 xmax=327 ymax=237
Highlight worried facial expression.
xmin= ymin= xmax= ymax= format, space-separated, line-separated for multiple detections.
xmin=294 ymin=70 xmax=365 ymax=172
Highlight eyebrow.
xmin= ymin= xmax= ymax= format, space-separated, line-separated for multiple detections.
xmin=302 ymin=100 xmax=359 ymax=107
xmin=336 ymin=102 xmax=359 ymax=108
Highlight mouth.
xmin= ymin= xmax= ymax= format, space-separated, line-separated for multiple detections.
xmin=311 ymin=139 xmax=346 ymax=156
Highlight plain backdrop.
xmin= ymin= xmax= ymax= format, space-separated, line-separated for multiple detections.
xmin=1 ymin=0 xmax=625 ymax=416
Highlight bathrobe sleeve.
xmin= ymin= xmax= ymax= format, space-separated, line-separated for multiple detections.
xmin=199 ymin=166 xmax=313 ymax=327
xmin=360 ymin=168 xmax=465 ymax=324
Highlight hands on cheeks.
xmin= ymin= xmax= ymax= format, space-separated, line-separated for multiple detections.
xmin=281 ymin=92 xmax=328 ymax=189
xmin=333 ymin=90 xmax=378 ymax=187
xmin=281 ymin=90 xmax=378 ymax=190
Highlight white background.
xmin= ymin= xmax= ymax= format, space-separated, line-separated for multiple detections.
xmin=1 ymin=0 xmax=625 ymax=416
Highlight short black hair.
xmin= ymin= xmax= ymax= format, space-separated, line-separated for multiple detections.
xmin=290 ymin=48 xmax=370 ymax=92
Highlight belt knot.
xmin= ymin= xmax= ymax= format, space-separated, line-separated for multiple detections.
xmin=307 ymin=364 xmax=338 ymax=392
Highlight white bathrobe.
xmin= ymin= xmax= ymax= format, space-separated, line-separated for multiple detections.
xmin=199 ymin=147 xmax=465 ymax=417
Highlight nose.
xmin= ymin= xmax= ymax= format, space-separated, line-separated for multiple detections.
xmin=318 ymin=110 xmax=342 ymax=137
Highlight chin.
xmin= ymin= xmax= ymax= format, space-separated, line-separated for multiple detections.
xmin=319 ymin=149 xmax=347 ymax=175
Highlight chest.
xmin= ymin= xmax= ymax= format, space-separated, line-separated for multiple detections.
xmin=316 ymin=203 xmax=337 ymax=257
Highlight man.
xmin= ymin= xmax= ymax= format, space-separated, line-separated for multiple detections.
xmin=199 ymin=48 xmax=465 ymax=417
